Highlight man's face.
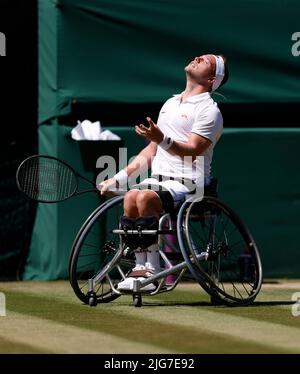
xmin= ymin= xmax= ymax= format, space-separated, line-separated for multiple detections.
xmin=185 ymin=54 xmax=216 ymax=83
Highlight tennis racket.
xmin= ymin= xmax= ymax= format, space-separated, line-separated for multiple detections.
xmin=16 ymin=155 xmax=122 ymax=203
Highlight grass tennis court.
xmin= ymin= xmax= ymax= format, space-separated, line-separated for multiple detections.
xmin=0 ymin=280 xmax=299 ymax=353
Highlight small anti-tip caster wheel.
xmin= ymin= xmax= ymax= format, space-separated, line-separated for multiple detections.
xmin=88 ymin=293 xmax=97 ymax=307
xmin=133 ymin=294 xmax=142 ymax=307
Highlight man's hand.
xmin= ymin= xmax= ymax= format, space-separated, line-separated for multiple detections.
xmin=135 ymin=117 xmax=164 ymax=144
xmin=98 ymin=178 xmax=118 ymax=196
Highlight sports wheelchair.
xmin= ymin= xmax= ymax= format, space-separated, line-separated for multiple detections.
xmin=69 ymin=179 xmax=263 ymax=307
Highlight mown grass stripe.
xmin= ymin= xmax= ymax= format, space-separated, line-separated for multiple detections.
xmin=3 ymin=289 xmax=291 ymax=353
xmin=0 ymin=335 xmax=48 ymax=354
xmin=2 ymin=282 xmax=299 ymax=329
xmin=148 ymin=287 xmax=300 ymax=329
xmin=0 ymin=310 xmax=167 ymax=354
xmin=123 ymin=302 xmax=300 ymax=353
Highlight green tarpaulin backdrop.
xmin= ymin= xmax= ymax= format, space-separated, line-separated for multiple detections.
xmin=39 ymin=0 xmax=300 ymax=124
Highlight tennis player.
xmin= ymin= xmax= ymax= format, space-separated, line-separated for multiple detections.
xmin=99 ymin=54 xmax=229 ymax=291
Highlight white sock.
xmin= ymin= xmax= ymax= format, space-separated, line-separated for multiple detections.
xmin=146 ymin=244 xmax=161 ymax=271
xmin=134 ymin=249 xmax=146 ymax=268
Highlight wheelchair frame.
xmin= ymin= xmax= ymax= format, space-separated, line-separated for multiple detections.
xmin=69 ymin=194 xmax=263 ymax=308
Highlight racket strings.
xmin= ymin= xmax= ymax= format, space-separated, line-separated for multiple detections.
xmin=18 ymin=157 xmax=77 ymax=202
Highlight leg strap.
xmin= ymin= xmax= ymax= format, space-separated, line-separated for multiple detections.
xmin=120 ymin=216 xmax=140 ymax=249
xmin=120 ymin=215 xmax=159 ymax=249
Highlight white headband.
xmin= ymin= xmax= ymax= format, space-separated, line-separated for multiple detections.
xmin=212 ymin=55 xmax=225 ymax=92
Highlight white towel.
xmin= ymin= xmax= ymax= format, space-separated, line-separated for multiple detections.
xmin=99 ymin=130 xmax=121 ymax=140
xmin=71 ymin=120 xmax=121 ymax=141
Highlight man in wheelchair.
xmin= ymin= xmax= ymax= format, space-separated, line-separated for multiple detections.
xmin=99 ymin=54 xmax=229 ymax=292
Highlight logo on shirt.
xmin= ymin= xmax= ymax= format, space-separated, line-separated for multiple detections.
xmin=181 ymin=114 xmax=188 ymax=119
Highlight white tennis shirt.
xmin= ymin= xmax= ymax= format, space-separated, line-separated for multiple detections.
xmin=151 ymin=92 xmax=223 ymax=183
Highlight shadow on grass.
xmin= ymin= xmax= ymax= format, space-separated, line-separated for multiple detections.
xmin=249 ymin=301 xmax=295 ymax=307
xmin=143 ymin=300 xmax=214 ymax=307
xmin=142 ymin=300 xmax=295 ymax=308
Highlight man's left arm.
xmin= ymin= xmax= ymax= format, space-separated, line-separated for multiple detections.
xmin=166 ymin=133 xmax=211 ymax=158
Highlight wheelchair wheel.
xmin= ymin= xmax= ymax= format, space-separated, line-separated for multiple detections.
xmin=69 ymin=196 xmax=133 ymax=304
xmin=177 ymin=197 xmax=263 ymax=306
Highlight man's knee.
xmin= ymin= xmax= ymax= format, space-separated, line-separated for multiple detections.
xmin=136 ymin=190 xmax=159 ymax=208
xmin=124 ymin=190 xmax=139 ymax=204
xmin=123 ymin=190 xmax=139 ymax=216
xmin=136 ymin=190 xmax=163 ymax=216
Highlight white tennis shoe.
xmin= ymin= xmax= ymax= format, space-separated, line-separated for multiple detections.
xmin=117 ymin=264 xmax=159 ymax=292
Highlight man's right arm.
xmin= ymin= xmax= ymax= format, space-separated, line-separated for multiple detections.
xmin=125 ymin=141 xmax=157 ymax=177
xmin=99 ymin=141 xmax=157 ymax=195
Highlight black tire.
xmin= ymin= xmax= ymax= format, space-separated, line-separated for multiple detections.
xmin=177 ymin=197 xmax=263 ymax=306
xmin=69 ymin=196 xmax=133 ymax=304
